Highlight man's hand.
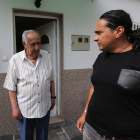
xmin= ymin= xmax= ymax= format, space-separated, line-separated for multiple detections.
xmin=77 ymin=112 xmax=86 ymax=133
xmin=50 ymin=98 xmax=55 ymax=110
xmin=9 ymin=91 xmax=22 ymax=120
xmin=12 ymin=107 xmax=22 ymax=120
xmin=77 ymin=85 xmax=94 ymax=133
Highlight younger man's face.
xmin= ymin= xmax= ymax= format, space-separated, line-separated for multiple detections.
xmin=94 ymin=19 xmax=116 ymax=52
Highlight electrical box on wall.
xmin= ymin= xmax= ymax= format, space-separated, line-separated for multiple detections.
xmin=71 ymin=35 xmax=90 ymax=51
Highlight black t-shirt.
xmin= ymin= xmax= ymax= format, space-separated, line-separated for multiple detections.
xmin=86 ymin=49 xmax=140 ymax=139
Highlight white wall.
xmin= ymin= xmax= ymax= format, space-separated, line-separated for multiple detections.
xmin=0 ymin=0 xmax=140 ymax=73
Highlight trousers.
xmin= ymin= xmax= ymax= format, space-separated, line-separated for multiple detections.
xmin=83 ymin=122 xmax=135 ymax=140
xmin=83 ymin=121 xmax=108 ymax=140
xmin=18 ymin=110 xmax=50 ymax=140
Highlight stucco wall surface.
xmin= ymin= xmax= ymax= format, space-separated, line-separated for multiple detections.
xmin=0 ymin=74 xmax=18 ymax=135
xmin=61 ymin=69 xmax=93 ymax=120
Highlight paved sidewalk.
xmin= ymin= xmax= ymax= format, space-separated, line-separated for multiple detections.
xmin=48 ymin=120 xmax=83 ymax=140
xmin=0 ymin=120 xmax=83 ymax=140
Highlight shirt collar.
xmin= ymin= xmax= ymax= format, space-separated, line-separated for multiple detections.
xmin=22 ymin=49 xmax=42 ymax=61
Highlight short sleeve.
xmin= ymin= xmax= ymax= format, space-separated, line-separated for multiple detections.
xmin=92 ymin=52 xmax=103 ymax=68
xmin=3 ymin=57 xmax=17 ymax=91
xmin=93 ymin=56 xmax=99 ymax=68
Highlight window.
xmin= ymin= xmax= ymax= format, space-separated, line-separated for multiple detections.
xmin=78 ymin=38 xmax=82 ymax=43
xmin=84 ymin=38 xmax=88 ymax=43
xmin=41 ymin=35 xmax=50 ymax=45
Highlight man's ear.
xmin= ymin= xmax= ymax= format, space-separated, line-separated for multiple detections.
xmin=22 ymin=41 xmax=26 ymax=49
xmin=114 ymin=26 xmax=124 ymax=38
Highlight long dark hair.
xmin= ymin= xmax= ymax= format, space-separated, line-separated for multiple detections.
xmin=100 ymin=10 xmax=140 ymax=54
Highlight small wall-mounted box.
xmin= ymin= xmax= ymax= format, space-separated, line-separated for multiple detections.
xmin=71 ymin=35 xmax=90 ymax=51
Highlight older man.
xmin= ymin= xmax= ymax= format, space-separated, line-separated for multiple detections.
xmin=3 ymin=30 xmax=56 ymax=140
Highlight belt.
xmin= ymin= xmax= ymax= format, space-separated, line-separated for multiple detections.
xmin=98 ymin=134 xmax=135 ymax=140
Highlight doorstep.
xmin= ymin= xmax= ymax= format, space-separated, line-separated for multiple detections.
xmin=49 ymin=116 xmax=65 ymax=126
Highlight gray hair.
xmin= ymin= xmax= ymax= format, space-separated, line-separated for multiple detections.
xmin=22 ymin=30 xmax=40 ymax=44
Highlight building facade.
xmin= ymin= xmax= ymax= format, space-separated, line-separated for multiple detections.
xmin=0 ymin=0 xmax=140 ymax=136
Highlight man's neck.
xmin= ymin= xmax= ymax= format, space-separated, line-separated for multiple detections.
xmin=25 ymin=51 xmax=38 ymax=66
xmin=25 ymin=50 xmax=38 ymax=61
xmin=111 ymin=39 xmax=132 ymax=53
xmin=27 ymin=55 xmax=38 ymax=61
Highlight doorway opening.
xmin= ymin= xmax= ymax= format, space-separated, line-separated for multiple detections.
xmin=14 ymin=12 xmax=60 ymax=117
xmin=15 ymin=16 xmax=55 ymax=53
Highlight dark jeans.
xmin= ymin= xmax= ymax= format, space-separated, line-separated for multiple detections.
xmin=18 ymin=110 xmax=50 ymax=140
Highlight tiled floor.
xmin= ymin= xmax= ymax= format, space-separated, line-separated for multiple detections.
xmin=48 ymin=120 xmax=83 ymax=140
xmin=0 ymin=120 xmax=83 ymax=140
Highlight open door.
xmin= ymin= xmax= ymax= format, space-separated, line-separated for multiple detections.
xmin=36 ymin=21 xmax=58 ymax=116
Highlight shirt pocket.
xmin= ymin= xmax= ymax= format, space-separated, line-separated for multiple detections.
xmin=42 ymin=70 xmax=51 ymax=80
xmin=117 ymin=69 xmax=140 ymax=90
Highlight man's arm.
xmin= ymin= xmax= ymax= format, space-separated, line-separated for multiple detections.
xmin=77 ymin=85 xmax=94 ymax=133
xmin=9 ymin=91 xmax=22 ymax=120
xmin=50 ymin=81 xmax=55 ymax=110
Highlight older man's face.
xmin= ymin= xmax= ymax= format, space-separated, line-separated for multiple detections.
xmin=23 ymin=32 xmax=41 ymax=59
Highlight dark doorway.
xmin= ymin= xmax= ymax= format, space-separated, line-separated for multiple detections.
xmin=15 ymin=16 xmax=54 ymax=53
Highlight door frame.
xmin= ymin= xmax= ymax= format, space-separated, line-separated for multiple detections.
xmin=13 ymin=11 xmax=61 ymax=116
